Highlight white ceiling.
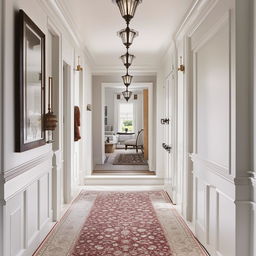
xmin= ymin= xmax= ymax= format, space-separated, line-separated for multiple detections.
xmin=60 ymin=0 xmax=194 ymax=71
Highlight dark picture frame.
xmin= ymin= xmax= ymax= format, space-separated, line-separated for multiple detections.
xmin=16 ymin=10 xmax=46 ymax=152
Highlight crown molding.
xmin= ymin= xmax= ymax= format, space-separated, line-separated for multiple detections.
xmin=175 ymin=0 xmax=219 ymax=41
xmin=38 ymin=0 xmax=162 ymax=74
xmin=37 ymin=0 xmax=96 ymax=68
xmin=92 ymin=65 xmax=158 ymax=76
xmin=160 ymin=0 xmax=218 ymax=61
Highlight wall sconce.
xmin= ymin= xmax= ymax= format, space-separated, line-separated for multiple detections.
xmin=44 ymin=77 xmax=58 ymax=143
xmin=178 ymin=56 xmax=185 ymax=72
xmin=75 ymin=56 xmax=83 ymax=71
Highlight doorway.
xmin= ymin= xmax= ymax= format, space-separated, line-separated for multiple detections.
xmin=93 ymin=83 xmax=154 ymax=175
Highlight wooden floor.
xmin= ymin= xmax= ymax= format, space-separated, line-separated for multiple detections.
xmin=92 ymin=170 xmax=156 ymax=176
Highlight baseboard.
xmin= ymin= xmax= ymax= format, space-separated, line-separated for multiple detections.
xmin=84 ymin=175 xmax=165 ymax=185
xmin=23 ymin=219 xmax=55 ymax=256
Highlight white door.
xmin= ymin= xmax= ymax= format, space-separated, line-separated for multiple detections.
xmin=163 ymin=79 xmax=170 ymax=192
xmin=165 ymin=74 xmax=177 ymax=203
xmin=73 ymin=71 xmax=80 ymax=187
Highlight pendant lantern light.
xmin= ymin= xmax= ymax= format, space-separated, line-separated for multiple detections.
xmin=122 ymin=73 xmax=133 ymax=86
xmin=122 ymin=88 xmax=133 ymax=102
xmin=120 ymin=52 xmax=135 ymax=68
xmin=118 ymin=27 xmax=138 ymax=49
xmin=113 ymin=0 xmax=142 ymax=24
xmin=113 ymin=0 xmax=142 ymax=102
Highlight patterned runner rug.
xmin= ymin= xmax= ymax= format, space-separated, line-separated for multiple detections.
xmin=34 ymin=191 xmax=208 ymax=256
xmin=113 ymin=153 xmax=148 ymax=165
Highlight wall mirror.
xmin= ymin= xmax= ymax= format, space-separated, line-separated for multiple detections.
xmin=16 ymin=10 xmax=46 ymax=152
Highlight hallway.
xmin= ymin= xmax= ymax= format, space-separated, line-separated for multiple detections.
xmin=0 ymin=0 xmax=256 ymax=255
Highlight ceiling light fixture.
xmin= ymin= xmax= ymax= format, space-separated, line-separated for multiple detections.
xmin=118 ymin=27 xmax=138 ymax=49
xmin=122 ymin=88 xmax=133 ymax=102
xmin=113 ymin=0 xmax=142 ymax=102
xmin=113 ymin=0 xmax=142 ymax=25
xmin=120 ymin=51 xmax=135 ymax=68
xmin=122 ymin=72 xmax=133 ymax=86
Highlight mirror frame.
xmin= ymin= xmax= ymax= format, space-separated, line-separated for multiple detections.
xmin=15 ymin=10 xmax=46 ymax=152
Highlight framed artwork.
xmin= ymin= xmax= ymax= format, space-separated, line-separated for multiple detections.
xmin=16 ymin=10 xmax=46 ymax=152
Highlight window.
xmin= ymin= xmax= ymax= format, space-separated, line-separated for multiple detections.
xmin=119 ymin=103 xmax=134 ymax=132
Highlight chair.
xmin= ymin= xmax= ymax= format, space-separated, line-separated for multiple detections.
xmin=124 ymin=129 xmax=144 ymax=153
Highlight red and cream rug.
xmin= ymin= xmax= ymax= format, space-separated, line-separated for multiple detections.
xmin=34 ymin=191 xmax=208 ymax=256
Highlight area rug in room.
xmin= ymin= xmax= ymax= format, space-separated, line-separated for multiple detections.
xmin=113 ymin=153 xmax=148 ymax=165
xmin=34 ymin=191 xmax=209 ymax=256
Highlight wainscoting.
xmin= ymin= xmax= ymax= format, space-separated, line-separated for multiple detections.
xmin=191 ymin=155 xmax=236 ymax=256
xmin=184 ymin=0 xmax=253 ymax=254
xmin=2 ymin=155 xmax=54 ymax=256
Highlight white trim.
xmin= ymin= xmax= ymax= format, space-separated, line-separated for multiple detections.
xmin=37 ymin=0 xmax=94 ymax=68
xmin=191 ymin=154 xmax=232 ymax=183
xmin=92 ymin=66 xmax=158 ymax=76
xmin=175 ymin=0 xmax=219 ymax=42
xmin=191 ymin=12 xmax=232 ymax=175
xmin=4 ymin=161 xmax=52 ymax=202
xmin=0 ymin=0 xmax=4 ymax=175
xmin=0 ymin=2 xmax=4 ymax=256
xmin=62 ymin=63 xmax=73 ymax=203
xmin=3 ymin=152 xmax=53 ymax=182
xmin=101 ymin=83 xmax=154 ymax=171
xmin=84 ymin=176 xmax=164 ymax=186
xmin=191 ymin=11 xmax=230 ymax=51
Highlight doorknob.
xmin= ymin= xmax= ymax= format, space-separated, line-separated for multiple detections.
xmin=166 ymin=145 xmax=172 ymax=153
xmin=162 ymin=143 xmax=172 ymax=153
xmin=161 ymin=118 xmax=170 ymax=125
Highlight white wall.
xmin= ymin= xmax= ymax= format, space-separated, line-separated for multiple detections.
xmin=0 ymin=0 xmax=93 ymax=255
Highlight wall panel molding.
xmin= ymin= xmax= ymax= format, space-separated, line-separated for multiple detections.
xmin=4 ymin=170 xmax=54 ymax=256
xmin=3 ymin=152 xmax=52 ymax=182
xmin=191 ymin=154 xmax=233 ymax=183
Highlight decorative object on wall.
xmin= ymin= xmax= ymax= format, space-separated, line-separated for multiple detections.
xmin=86 ymin=104 xmax=92 ymax=111
xmin=134 ymin=94 xmax=138 ymax=100
xmin=74 ymin=106 xmax=81 ymax=141
xmin=44 ymin=77 xmax=58 ymax=143
xmin=75 ymin=56 xmax=83 ymax=71
xmin=178 ymin=56 xmax=185 ymax=72
xmin=117 ymin=94 xmax=121 ymax=100
xmin=15 ymin=10 xmax=46 ymax=152
xmin=113 ymin=0 xmax=142 ymax=102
